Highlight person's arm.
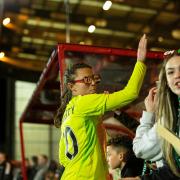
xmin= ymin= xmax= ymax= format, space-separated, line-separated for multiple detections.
xmin=133 ymin=111 xmax=162 ymax=161
xmin=133 ymin=87 xmax=163 ymax=161
xmin=105 ymin=61 xmax=146 ymax=111
xmin=104 ymin=34 xmax=147 ymax=111
xmin=75 ymin=35 xmax=147 ymax=115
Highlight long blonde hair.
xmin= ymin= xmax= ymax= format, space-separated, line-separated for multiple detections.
xmin=156 ymin=52 xmax=180 ymax=177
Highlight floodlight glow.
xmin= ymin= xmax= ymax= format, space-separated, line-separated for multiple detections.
xmin=158 ymin=36 xmax=164 ymax=42
xmin=3 ymin=17 xmax=11 ymax=26
xmin=103 ymin=1 xmax=112 ymax=11
xmin=0 ymin=52 xmax=5 ymax=58
xmin=88 ymin=25 xmax=96 ymax=33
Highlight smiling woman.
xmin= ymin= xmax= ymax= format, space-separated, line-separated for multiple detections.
xmin=165 ymin=53 xmax=180 ymax=96
xmin=132 ymin=49 xmax=180 ymax=180
xmin=157 ymin=49 xmax=180 ymax=177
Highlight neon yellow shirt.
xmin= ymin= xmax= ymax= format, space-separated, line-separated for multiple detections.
xmin=59 ymin=61 xmax=146 ymax=180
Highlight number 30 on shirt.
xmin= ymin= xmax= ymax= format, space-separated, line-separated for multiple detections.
xmin=64 ymin=126 xmax=78 ymax=160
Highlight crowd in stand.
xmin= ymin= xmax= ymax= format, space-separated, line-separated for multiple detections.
xmin=0 ymin=152 xmax=62 ymax=180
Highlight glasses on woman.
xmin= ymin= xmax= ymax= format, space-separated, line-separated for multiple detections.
xmin=73 ymin=74 xmax=101 ymax=85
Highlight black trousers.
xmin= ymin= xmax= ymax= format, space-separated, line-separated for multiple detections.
xmin=141 ymin=165 xmax=180 ymax=180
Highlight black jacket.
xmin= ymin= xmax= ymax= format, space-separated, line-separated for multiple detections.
xmin=0 ymin=161 xmax=12 ymax=180
xmin=121 ymin=156 xmax=144 ymax=177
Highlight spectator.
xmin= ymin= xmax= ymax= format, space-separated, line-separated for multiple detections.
xmin=107 ymin=136 xmax=144 ymax=178
xmin=0 ymin=151 xmax=13 ymax=180
xmin=34 ymin=155 xmax=49 ymax=180
xmin=28 ymin=155 xmax=38 ymax=180
xmin=131 ymin=50 xmax=180 ymax=180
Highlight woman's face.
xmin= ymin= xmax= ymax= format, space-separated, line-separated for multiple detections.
xmin=70 ymin=67 xmax=98 ymax=96
xmin=165 ymin=56 xmax=180 ymax=96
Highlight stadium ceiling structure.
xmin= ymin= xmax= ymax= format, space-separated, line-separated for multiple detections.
xmin=0 ymin=0 xmax=179 ymax=72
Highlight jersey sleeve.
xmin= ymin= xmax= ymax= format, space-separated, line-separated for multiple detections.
xmin=74 ymin=61 xmax=146 ymax=116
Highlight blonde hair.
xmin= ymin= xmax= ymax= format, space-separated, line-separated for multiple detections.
xmin=156 ymin=52 xmax=180 ymax=177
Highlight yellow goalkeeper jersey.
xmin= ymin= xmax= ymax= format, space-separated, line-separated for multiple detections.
xmin=59 ymin=61 xmax=146 ymax=180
